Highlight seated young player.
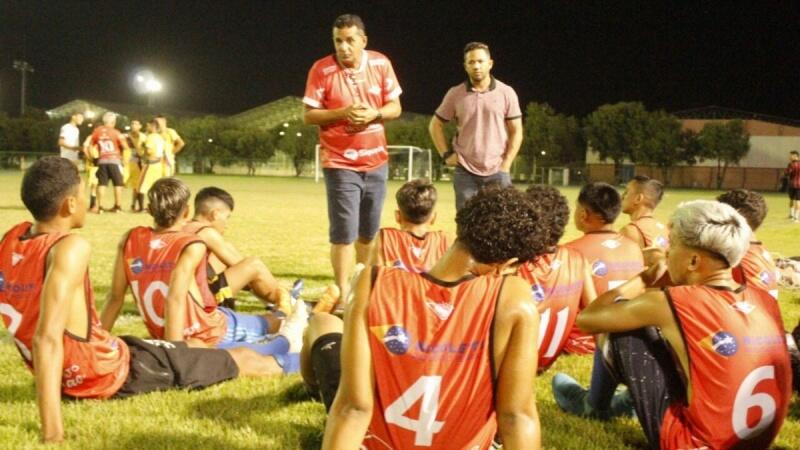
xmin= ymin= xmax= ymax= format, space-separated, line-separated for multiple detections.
xmin=319 ymin=187 xmax=545 ymax=450
xmin=518 ymin=185 xmax=597 ymax=372
xmin=369 ymin=178 xmax=452 ymax=272
xmin=556 ymin=200 xmax=792 ymax=449
xmin=564 ymin=182 xmax=644 ymax=354
xmin=184 ymin=186 xmax=293 ymax=314
xmin=619 ymin=175 xmax=669 ymax=249
xmin=0 ymin=157 xmax=291 ymax=443
xmin=100 ymin=178 xmax=305 ymax=372
xmin=718 ymin=189 xmax=781 ymax=300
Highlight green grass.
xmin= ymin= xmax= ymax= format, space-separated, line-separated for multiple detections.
xmin=0 ymin=171 xmax=798 ymax=449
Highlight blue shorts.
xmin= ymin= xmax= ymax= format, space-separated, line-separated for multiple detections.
xmin=218 ymin=307 xmax=269 ymax=344
xmin=323 ymin=164 xmax=388 ymax=244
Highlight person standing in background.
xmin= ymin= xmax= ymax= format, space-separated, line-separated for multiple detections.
xmin=156 ymin=115 xmax=185 ymax=176
xmin=786 ymin=151 xmax=800 ymax=222
xmin=58 ymin=113 xmax=84 ymax=164
xmin=429 ymin=42 xmax=523 ymax=210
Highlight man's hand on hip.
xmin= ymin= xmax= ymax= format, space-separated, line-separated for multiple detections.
xmin=445 ymin=153 xmax=458 ymax=167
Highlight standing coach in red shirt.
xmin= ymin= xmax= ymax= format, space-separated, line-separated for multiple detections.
xmin=429 ymin=42 xmax=523 ymax=210
xmin=786 ymin=150 xmax=800 ymax=222
xmin=303 ymin=14 xmax=402 ymax=304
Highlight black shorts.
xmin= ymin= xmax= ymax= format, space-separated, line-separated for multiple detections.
xmin=307 ymin=332 xmax=342 ymax=412
xmin=608 ymin=328 xmax=686 ymax=448
xmin=208 ymin=269 xmax=232 ymax=302
xmin=789 ymin=187 xmax=800 ymax=201
xmin=96 ymin=163 xmax=124 ymax=187
xmin=112 ymin=336 xmax=239 ymax=398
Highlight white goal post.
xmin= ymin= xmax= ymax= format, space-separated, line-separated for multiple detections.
xmin=314 ymin=145 xmax=433 ymax=183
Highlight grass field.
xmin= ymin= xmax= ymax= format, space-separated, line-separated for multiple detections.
xmin=0 ymin=171 xmax=798 ymax=449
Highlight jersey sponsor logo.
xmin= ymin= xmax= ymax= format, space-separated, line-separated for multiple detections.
xmin=700 ymin=331 xmax=738 ymax=356
xmin=758 ymin=270 xmax=772 ymax=286
xmin=601 ymin=239 xmax=621 ymax=250
xmin=368 ymin=58 xmax=386 ymax=67
xmin=0 ymin=276 xmax=35 ymax=294
xmin=321 ymin=65 xmax=338 ymax=76
xmin=128 ymin=258 xmax=174 ymax=275
xmin=655 ymin=236 xmax=668 ymax=248
xmin=342 ymin=146 xmax=385 ymax=161
xmin=591 ymin=260 xmax=608 ymax=277
xmin=531 ymin=283 xmax=546 ymax=302
xmin=371 ymin=325 xmax=411 ymax=355
xmin=0 ymin=271 xmax=4 ymax=292
xmin=731 ymin=301 xmax=756 ymax=315
xmin=11 ymin=252 xmax=23 ymax=266
xmin=425 ymin=300 xmax=454 ymax=321
xmin=149 ymin=239 xmax=167 ymax=250
xmin=410 ymin=245 xmax=423 ymax=259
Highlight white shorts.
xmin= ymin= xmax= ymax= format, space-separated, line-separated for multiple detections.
xmin=60 ymin=149 xmax=80 ymax=161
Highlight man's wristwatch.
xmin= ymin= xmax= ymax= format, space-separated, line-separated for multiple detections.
xmin=441 ymin=150 xmax=455 ymax=161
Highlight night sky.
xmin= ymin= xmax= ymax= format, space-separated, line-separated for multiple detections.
xmin=1 ymin=1 xmax=798 ymax=119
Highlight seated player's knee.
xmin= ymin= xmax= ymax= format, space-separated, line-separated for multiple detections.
xmin=308 ymin=313 xmax=344 ymax=337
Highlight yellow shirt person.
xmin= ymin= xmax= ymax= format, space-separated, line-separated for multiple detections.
xmin=137 ymin=131 xmax=166 ymax=195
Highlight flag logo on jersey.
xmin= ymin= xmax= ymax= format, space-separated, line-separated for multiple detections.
xmin=129 ymin=258 xmax=144 ymax=275
xmin=371 ymin=325 xmax=411 ymax=355
xmin=601 ymin=239 xmax=621 ymax=250
xmin=655 ymin=236 xmax=668 ymax=248
xmin=591 ymin=261 xmax=608 ymax=277
xmin=531 ymin=283 xmax=545 ymax=302
xmin=759 ymin=271 xmax=771 ymax=286
xmin=0 ymin=271 xmax=5 ymax=292
xmin=700 ymin=331 xmax=738 ymax=356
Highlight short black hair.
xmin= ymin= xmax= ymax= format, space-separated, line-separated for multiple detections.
xmin=195 ymin=186 xmax=235 ymax=216
xmin=578 ymin=182 xmax=621 ymax=224
xmin=396 ymin=179 xmax=436 ymax=224
xmin=21 ymin=156 xmax=81 ymax=221
xmin=147 ymin=178 xmax=191 ymax=228
xmin=629 ymin=175 xmax=665 ymax=208
xmin=526 ymin=184 xmax=569 ymax=250
xmin=333 ymin=14 xmax=365 ymax=33
xmin=717 ymin=189 xmax=767 ymax=231
xmin=792 ymin=150 xmax=800 ymax=157
xmin=456 ymin=186 xmax=549 ymax=264
xmin=463 ymin=42 xmax=490 ymax=57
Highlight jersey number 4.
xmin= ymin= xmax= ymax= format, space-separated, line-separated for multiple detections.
xmin=385 ymin=375 xmax=445 ymax=446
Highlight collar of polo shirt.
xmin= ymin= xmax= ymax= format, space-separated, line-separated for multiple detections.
xmin=464 ymin=76 xmax=497 ymax=92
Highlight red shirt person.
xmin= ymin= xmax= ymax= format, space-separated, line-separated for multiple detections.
xmin=87 ymin=112 xmax=129 ymax=213
xmin=718 ymin=189 xmax=782 ymax=300
xmin=555 ymin=200 xmax=791 ymax=450
xmin=303 ymin=14 xmax=402 ymax=309
xmin=785 ymin=150 xmax=800 ymax=222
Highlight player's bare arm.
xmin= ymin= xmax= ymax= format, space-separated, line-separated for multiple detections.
xmin=619 ymin=224 xmax=644 ymax=248
xmin=34 ymin=235 xmax=90 ymax=443
xmin=163 ymin=243 xmax=206 ymax=341
xmin=303 ymin=104 xmax=358 ymax=127
xmin=428 ymin=116 xmax=458 ymax=166
xmin=579 ymin=262 xmax=598 ymax=309
xmin=322 ymin=271 xmax=375 ymax=450
xmin=493 ymin=275 xmax=541 ymax=450
xmin=197 ymin=227 xmax=244 ymax=267
xmin=100 ymin=232 xmax=131 ymax=331
xmin=172 ymin=136 xmax=185 ymax=155
xmin=500 ymin=118 xmax=523 ymax=172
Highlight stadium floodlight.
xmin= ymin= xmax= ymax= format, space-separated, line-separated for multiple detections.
xmin=279 ymin=131 xmax=285 ymax=136
xmin=208 ymin=138 xmax=213 ymax=143
xmin=283 ymin=122 xmax=289 ymax=128
xmin=133 ymin=69 xmax=163 ymax=107
xmin=296 ymin=132 xmax=302 ymax=137
xmin=541 ymin=151 xmax=547 ymax=156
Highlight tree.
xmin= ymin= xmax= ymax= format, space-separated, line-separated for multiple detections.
xmin=632 ymin=111 xmax=687 ymax=184
xmin=277 ymin=121 xmax=317 ymax=176
xmin=219 ymin=127 xmax=277 ymax=175
xmin=522 ymin=102 xmax=585 ymax=180
xmin=177 ymin=116 xmax=230 ymax=173
xmin=698 ymin=119 xmax=750 ymax=189
xmin=585 ymin=102 xmax=650 ymax=182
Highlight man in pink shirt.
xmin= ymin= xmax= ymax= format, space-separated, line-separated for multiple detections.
xmin=303 ymin=14 xmax=403 ymax=305
xmin=429 ymin=42 xmax=523 ymax=209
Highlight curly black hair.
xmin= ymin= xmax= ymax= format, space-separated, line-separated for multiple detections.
xmin=21 ymin=156 xmax=81 ymax=221
xmin=578 ymin=182 xmax=621 ymax=224
xmin=456 ymin=186 xmax=549 ymax=264
xmin=526 ymin=184 xmax=569 ymax=250
xmin=717 ymin=189 xmax=767 ymax=231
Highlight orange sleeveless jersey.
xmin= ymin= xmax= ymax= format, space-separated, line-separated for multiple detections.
xmin=123 ymin=227 xmax=227 ymax=346
xmin=625 ymin=216 xmax=669 ymax=249
xmin=0 ymin=222 xmax=129 ymax=399
xmin=565 ymin=231 xmax=644 ymax=354
xmin=733 ymin=242 xmax=780 ymax=300
xmin=662 ymin=285 xmax=791 ymax=449
xmin=365 ymin=268 xmax=503 ymax=449
xmin=379 ymin=228 xmax=451 ymax=273
xmin=518 ymin=246 xmax=586 ymax=371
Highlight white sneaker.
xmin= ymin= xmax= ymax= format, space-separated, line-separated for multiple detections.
xmin=277 ymin=299 xmax=309 ymax=353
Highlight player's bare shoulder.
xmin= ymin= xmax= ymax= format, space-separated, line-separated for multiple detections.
xmin=497 ymin=274 xmax=539 ymax=324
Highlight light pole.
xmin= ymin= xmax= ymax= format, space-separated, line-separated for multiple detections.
xmin=13 ymin=60 xmax=34 ymax=116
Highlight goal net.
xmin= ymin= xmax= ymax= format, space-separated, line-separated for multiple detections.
xmin=315 ymin=145 xmax=433 ymax=182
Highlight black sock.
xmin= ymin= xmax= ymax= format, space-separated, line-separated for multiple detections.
xmin=90 ymin=195 xmax=96 ymax=209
